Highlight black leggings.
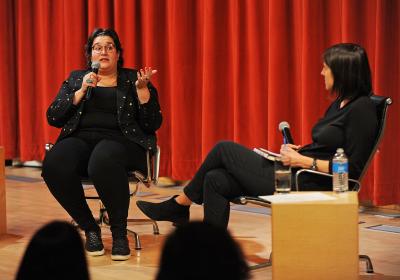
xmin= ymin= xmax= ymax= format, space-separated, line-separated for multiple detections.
xmin=184 ymin=141 xmax=275 ymax=228
xmin=42 ymin=131 xmax=147 ymax=238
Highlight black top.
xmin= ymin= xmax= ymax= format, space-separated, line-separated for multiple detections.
xmin=298 ymin=95 xmax=377 ymax=190
xmin=79 ymin=86 xmax=119 ymax=131
xmin=46 ymin=68 xmax=162 ymax=151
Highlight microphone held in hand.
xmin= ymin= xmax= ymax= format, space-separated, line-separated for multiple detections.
xmin=278 ymin=121 xmax=294 ymax=144
xmin=86 ymin=61 xmax=100 ymax=100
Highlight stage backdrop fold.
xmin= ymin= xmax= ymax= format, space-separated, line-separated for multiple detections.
xmin=1 ymin=0 xmax=399 ymax=205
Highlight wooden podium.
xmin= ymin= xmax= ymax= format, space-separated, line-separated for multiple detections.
xmin=271 ymin=192 xmax=358 ymax=280
xmin=0 ymin=147 xmax=6 ymax=235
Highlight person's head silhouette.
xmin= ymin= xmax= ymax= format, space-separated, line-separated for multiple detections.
xmin=156 ymin=221 xmax=250 ymax=280
xmin=15 ymin=220 xmax=89 ymax=280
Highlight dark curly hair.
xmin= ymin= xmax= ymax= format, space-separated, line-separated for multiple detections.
xmin=85 ymin=28 xmax=124 ymax=68
xmin=323 ymin=43 xmax=372 ymax=100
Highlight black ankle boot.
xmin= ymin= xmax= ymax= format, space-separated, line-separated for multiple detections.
xmin=85 ymin=230 xmax=105 ymax=256
xmin=111 ymin=236 xmax=131 ymax=261
xmin=136 ymin=195 xmax=190 ymax=225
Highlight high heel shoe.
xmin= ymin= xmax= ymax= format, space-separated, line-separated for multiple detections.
xmin=136 ymin=195 xmax=190 ymax=225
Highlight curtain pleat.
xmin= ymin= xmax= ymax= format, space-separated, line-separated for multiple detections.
xmin=0 ymin=0 xmax=398 ymax=205
xmin=0 ymin=0 xmax=18 ymax=158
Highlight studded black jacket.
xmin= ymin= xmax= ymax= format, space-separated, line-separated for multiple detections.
xmin=46 ymin=68 xmax=162 ymax=152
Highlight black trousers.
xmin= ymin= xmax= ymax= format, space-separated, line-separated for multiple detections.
xmin=184 ymin=141 xmax=275 ymax=228
xmin=42 ymin=130 xmax=147 ymax=238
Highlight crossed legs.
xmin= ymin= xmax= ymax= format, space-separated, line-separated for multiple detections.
xmin=137 ymin=141 xmax=274 ymax=228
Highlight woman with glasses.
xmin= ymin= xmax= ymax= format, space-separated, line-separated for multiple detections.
xmin=42 ymin=28 xmax=162 ymax=261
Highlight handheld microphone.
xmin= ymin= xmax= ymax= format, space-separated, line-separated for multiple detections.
xmin=86 ymin=61 xmax=100 ymax=100
xmin=278 ymin=121 xmax=294 ymax=144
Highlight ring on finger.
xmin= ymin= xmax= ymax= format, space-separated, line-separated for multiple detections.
xmin=86 ymin=78 xmax=93 ymax=83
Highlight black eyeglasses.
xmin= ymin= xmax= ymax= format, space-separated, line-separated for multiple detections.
xmin=92 ymin=44 xmax=115 ymax=54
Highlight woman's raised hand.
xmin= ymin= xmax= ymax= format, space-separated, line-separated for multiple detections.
xmin=135 ymin=67 xmax=157 ymax=89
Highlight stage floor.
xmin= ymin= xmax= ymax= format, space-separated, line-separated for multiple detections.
xmin=1 ymin=166 xmax=399 ymax=280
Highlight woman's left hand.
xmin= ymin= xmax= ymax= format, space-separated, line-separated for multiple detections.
xmin=135 ymin=67 xmax=157 ymax=89
xmin=280 ymin=144 xmax=303 ymax=167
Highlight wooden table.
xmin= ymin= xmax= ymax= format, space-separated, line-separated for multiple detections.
xmin=0 ymin=147 xmax=6 ymax=235
xmin=271 ymin=192 xmax=358 ymax=280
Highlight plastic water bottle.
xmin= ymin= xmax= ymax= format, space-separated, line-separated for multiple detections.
xmin=332 ymin=148 xmax=349 ymax=192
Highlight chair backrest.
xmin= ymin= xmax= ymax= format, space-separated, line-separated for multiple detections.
xmin=357 ymin=95 xmax=392 ymax=182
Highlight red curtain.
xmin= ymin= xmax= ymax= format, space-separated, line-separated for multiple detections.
xmin=0 ymin=0 xmax=399 ymax=205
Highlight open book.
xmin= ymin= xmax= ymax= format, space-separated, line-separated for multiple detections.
xmin=253 ymin=147 xmax=281 ymax=161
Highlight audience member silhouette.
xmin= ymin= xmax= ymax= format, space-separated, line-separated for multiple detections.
xmin=156 ymin=221 xmax=250 ymax=280
xmin=15 ymin=220 xmax=90 ymax=280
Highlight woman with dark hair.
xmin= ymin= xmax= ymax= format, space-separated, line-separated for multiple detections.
xmin=15 ymin=221 xmax=89 ymax=280
xmin=137 ymin=43 xmax=377 ymax=228
xmin=156 ymin=222 xmax=250 ymax=280
xmin=42 ymin=28 xmax=162 ymax=260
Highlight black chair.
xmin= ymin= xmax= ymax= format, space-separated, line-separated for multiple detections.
xmin=233 ymin=95 xmax=392 ymax=272
xmin=45 ymin=143 xmax=161 ymax=250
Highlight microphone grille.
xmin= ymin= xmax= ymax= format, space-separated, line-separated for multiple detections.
xmin=278 ymin=121 xmax=290 ymax=131
xmin=91 ymin=61 xmax=100 ymax=69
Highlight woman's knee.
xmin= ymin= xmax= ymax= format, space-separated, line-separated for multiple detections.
xmin=88 ymin=141 xmax=129 ymax=176
xmin=42 ymin=138 xmax=89 ymax=179
xmin=213 ymin=140 xmax=236 ymax=151
xmin=87 ymin=151 xmax=126 ymax=179
xmin=208 ymin=141 xmax=235 ymax=158
xmin=42 ymin=152 xmax=75 ymax=179
xmin=41 ymin=155 xmax=53 ymax=179
xmin=87 ymin=154 xmax=109 ymax=178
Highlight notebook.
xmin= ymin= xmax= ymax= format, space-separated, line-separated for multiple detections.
xmin=253 ymin=147 xmax=280 ymax=161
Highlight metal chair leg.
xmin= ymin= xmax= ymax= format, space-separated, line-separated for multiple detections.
xmin=127 ymin=229 xmax=141 ymax=250
xmin=152 ymin=220 xmax=159 ymax=234
xmin=99 ymin=202 xmax=109 ymax=226
xmin=124 ymin=218 xmax=160 ymax=250
xmin=359 ymin=254 xmax=374 ymax=273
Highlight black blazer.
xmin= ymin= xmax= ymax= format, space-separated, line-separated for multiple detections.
xmin=46 ymin=68 xmax=162 ymax=152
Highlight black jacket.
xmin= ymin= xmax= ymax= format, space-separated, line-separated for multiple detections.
xmin=46 ymin=68 xmax=162 ymax=152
